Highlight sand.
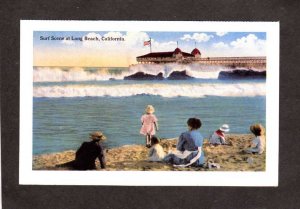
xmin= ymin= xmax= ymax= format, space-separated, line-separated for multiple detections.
xmin=33 ymin=134 xmax=265 ymax=171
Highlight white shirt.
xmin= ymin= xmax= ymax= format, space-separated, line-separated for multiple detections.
xmin=252 ymin=136 xmax=265 ymax=154
xmin=148 ymin=144 xmax=166 ymax=161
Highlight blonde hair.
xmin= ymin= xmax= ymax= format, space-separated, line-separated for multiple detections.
xmin=145 ymin=105 xmax=155 ymax=114
xmin=250 ymin=124 xmax=265 ymax=136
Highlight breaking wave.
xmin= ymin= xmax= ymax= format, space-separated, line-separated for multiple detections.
xmin=33 ymin=64 xmax=235 ymax=82
xmin=128 ymin=63 xmax=233 ymax=79
xmin=33 ymin=83 xmax=265 ymax=98
xmin=33 ymin=67 xmax=125 ymax=82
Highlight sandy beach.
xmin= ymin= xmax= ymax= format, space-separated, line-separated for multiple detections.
xmin=33 ymin=134 xmax=265 ymax=171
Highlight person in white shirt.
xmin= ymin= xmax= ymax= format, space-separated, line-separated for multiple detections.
xmin=245 ymin=124 xmax=266 ymax=154
xmin=148 ymin=136 xmax=166 ymax=162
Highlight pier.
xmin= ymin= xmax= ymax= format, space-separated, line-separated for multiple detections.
xmin=136 ymin=47 xmax=266 ymax=69
xmin=195 ymin=56 xmax=266 ymax=68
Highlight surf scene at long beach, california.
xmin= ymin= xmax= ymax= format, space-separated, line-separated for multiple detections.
xmin=31 ymin=29 xmax=268 ymax=172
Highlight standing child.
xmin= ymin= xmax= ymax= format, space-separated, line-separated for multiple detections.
xmin=140 ymin=105 xmax=158 ymax=148
xmin=148 ymin=136 xmax=165 ymax=161
xmin=246 ymin=124 xmax=266 ymax=154
xmin=209 ymin=124 xmax=230 ymax=145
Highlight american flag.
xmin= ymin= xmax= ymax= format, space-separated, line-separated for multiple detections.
xmin=144 ymin=40 xmax=151 ymax=46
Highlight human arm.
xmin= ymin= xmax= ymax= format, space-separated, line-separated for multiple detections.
xmin=98 ymin=144 xmax=106 ymax=169
xmin=154 ymin=122 xmax=159 ymax=131
xmin=176 ymin=133 xmax=186 ymax=151
xmin=148 ymin=147 xmax=154 ymax=157
xmin=220 ymin=136 xmax=226 ymax=144
xmin=250 ymin=137 xmax=259 ymax=148
xmin=153 ymin=115 xmax=158 ymax=131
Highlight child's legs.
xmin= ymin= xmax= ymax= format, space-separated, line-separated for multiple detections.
xmin=147 ymin=134 xmax=152 ymax=145
xmin=145 ymin=134 xmax=151 ymax=145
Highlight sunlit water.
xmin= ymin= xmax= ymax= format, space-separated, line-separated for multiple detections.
xmin=33 ymin=66 xmax=266 ymax=155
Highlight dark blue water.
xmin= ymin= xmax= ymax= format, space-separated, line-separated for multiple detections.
xmin=33 ymin=95 xmax=265 ymax=155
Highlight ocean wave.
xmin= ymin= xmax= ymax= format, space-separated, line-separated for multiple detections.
xmin=33 ymin=67 xmax=126 ymax=82
xmin=33 ymin=83 xmax=265 ymax=98
xmin=33 ymin=64 xmax=237 ymax=82
xmin=129 ymin=63 xmax=230 ymax=79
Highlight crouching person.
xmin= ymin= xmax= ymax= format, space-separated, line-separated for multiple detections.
xmin=148 ymin=136 xmax=166 ymax=162
xmin=209 ymin=124 xmax=230 ymax=145
xmin=57 ymin=131 xmax=106 ymax=170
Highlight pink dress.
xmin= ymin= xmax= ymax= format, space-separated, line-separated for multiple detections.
xmin=140 ymin=114 xmax=158 ymax=136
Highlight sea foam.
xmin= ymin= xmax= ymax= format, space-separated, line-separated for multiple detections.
xmin=33 ymin=83 xmax=265 ymax=98
xmin=33 ymin=64 xmax=236 ymax=82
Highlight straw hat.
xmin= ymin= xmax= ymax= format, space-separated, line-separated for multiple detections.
xmin=89 ymin=131 xmax=107 ymax=140
xmin=219 ymin=124 xmax=230 ymax=132
xmin=145 ymin=105 xmax=155 ymax=114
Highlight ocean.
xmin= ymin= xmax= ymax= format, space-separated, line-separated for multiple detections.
xmin=33 ymin=64 xmax=266 ymax=155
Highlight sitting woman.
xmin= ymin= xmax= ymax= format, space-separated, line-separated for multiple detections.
xmin=163 ymin=118 xmax=205 ymax=167
xmin=245 ymin=124 xmax=266 ymax=154
xmin=148 ymin=136 xmax=166 ymax=162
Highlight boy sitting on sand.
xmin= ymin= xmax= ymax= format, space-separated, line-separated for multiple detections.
xmin=148 ymin=136 xmax=166 ymax=162
xmin=209 ymin=124 xmax=230 ymax=145
xmin=245 ymin=124 xmax=266 ymax=154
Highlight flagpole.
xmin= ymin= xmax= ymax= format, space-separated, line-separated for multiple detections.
xmin=150 ymin=38 xmax=152 ymax=53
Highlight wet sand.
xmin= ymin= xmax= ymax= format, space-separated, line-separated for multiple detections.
xmin=33 ymin=134 xmax=265 ymax=171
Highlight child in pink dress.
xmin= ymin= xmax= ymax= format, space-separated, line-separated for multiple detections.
xmin=140 ymin=105 xmax=159 ymax=147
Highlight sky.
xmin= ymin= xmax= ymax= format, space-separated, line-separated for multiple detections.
xmin=33 ymin=31 xmax=266 ymax=67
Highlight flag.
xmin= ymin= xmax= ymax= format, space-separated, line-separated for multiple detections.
xmin=144 ymin=40 xmax=151 ymax=46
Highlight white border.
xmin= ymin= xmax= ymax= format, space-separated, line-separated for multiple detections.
xmin=20 ymin=21 xmax=279 ymax=186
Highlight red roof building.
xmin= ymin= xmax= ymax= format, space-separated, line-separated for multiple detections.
xmin=135 ymin=47 xmax=266 ymax=68
xmin=191 ymin=48 xmax=201 ymax=56
xmin=136 ymin=48 xmax=200 ymax=64
xmin=173 ymin=47 xmax=182 ymax=54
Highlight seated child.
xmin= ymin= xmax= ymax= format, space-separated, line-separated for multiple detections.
xmin=245 ymin=124 xmax=266 ymax=154
xmin=209 ymin=124 xmax=230 ymax=145
xmin=148 ymin=136 xmax=166 ymax=162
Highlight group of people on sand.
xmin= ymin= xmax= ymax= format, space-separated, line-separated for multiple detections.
xmin=144 ymin=116 xmax=205 ymax=167
xmin=57 ymin=104 xmax=265 ymax=170
xmin=139 ymin=104 xmax=266 ymax=168
xmin=139 ymin=105 xmax=205 ymax=167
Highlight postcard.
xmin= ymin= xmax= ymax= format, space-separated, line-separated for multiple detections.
xmin=20 ymin=21 xmax=279 ymax=186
